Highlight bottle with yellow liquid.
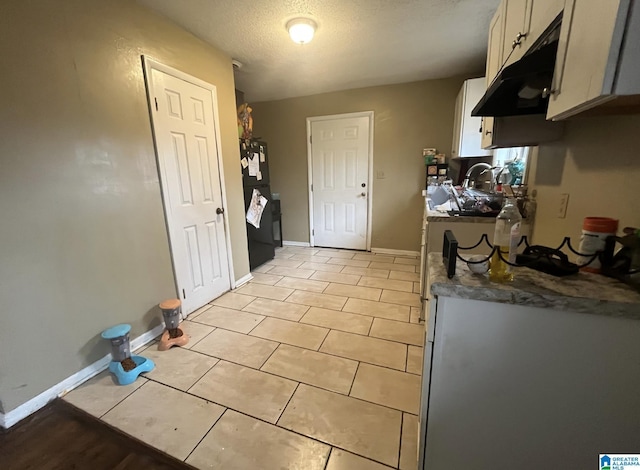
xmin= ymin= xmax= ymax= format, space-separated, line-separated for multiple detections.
xmin=489 ymin=198 xmax=521 ymax=283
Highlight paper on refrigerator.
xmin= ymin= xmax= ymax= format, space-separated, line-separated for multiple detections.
xmin=248 ymin=153 xmax=259 ymax=176
xmin=246 ymin=188 xmax=268 ymax=228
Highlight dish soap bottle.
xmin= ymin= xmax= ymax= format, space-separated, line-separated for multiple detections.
xmin=489 ymin=198 xmax=521 ymax=282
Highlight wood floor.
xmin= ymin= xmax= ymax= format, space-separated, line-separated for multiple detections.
xmin=0 ymin=400 xmax=194 ymax=470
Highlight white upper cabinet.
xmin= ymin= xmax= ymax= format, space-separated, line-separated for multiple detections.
xmin=500 ymin=0 xmax=565 ymax=68
xmin=481 ymin=8 xmax=504 ymax=149
xmin=527 ymin=0 xmax=564 ymax=49
xmin=452 ymin=78 xmax=493 ymax=158
xmin=547 ymin=0 xmax=640 ymax=120
xmin=501 ymin=0 xmax=533 ymax=67
xmin=480 ymin=0 xmax=566 ymax=149
xmin=486 ymin=7 xmax=505 ymax=85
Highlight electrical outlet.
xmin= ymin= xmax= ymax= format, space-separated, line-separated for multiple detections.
xmin=558 ymin=193 xmax=569 ymax=218
xmin=376 ymin=170 xmax=386 ymax=179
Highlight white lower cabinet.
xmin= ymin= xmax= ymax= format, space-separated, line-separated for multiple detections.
xmin=418 ymin=296 xmax=640 ymax=469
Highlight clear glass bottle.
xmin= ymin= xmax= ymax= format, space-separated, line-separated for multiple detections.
xmin=489 ymin=198 xmax=522 ymax=283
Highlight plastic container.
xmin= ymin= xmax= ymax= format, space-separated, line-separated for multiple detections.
xmin=101 ymin=324 xmax=132 ymax=362
xmin=160 ymin=298 xmax=181 ymax=330
xmin=489 ymin=198 xmax=522 ymax=283
xmin=577 ymin=217 xmax=618 ymax=272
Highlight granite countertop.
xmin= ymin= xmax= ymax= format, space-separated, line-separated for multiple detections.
xmin=428 ymin=252 xmax=640 ymax=319
xmin=425 ymin=197 xmax=496 ymax=223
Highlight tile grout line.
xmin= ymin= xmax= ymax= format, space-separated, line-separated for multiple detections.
xmin=275 ymin=382 xmax=300 ymax=426
xmin=257 ymin=340 xmax=283 ymax=369
xmin=366 ymin=317 xmax=375 ymax=336
xmin=185 ymin=360 xmax=220 ymax=394
xmin=404 ymin=344 xmax=409 ymax=373
xmin=316 ymin=327 xmax=333 ymax=352
xmin=182 ymin=407 xmax=228 ymax=463
xmin=347 ymin=361 xmax=361 ymax=396
xmin=98 ymin=376 xmax=151 ymax=419
xmin=397 ymin=412 xmax=405 ymax=470
xmin=245 ymin=315 xmax=267 ymax=335
xmin=322 ymin=447 xmax=333 ymax=470
xmin=259 ymin=342 xmax=285 ymax=371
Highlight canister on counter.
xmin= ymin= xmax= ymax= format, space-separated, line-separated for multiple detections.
xmin=577 ymin=217 xmax=618 ymax=272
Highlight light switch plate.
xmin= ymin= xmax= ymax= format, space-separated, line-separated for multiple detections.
xmin=558 ymin=193 xmax=569 ymax=218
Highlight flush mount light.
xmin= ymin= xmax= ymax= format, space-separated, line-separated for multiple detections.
xmin=286 ymin=18 xmax=317 ymax=44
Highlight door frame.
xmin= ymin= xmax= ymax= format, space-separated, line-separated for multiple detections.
xmin=141 ymin=56 xmax=237 ymax=312
xmin=306 ymin=111 xmax=374 ymax=251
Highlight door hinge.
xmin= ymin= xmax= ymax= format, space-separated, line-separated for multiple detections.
xmin=310 ymin=135 xmax=312 ymax=144
xmin=155 ymin=97 xmax=158 ymax=111
xmin=312 ymin=229 xmax=315 ymax=236
xmin=310 ymin=184 xmax=313 ymax=191
xmin=182 ymin=288 xmax=186 ymax=299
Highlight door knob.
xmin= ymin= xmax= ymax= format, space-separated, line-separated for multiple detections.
xmin=216 ymin=207 xmax=224 ymax=215
xmin=360 ymin=192 xmax=366 ymax=197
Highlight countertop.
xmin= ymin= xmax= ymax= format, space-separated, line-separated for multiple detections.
xmin=428 ymin=252 xmax=640 ymax=319
xmin=425 ymin=197 xmax=496 ymax=223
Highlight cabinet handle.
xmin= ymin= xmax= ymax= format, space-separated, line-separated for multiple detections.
xmin=512 ymin=31 xmax=527 ymax=49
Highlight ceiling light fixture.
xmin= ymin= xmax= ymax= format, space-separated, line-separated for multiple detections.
xmin=286 ymin=18 xmax=317 ymax=44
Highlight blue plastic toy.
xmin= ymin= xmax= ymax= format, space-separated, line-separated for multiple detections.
xmin=101 ymin=324 xmax=154 ymax=385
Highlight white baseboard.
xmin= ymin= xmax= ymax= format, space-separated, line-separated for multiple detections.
xmin=282 ymin=240 xmax=311 ymax=247
xmin=0 ymin=323 xmax=164 ymax=429
xmin=234 ymin=273 xmax=253 ymax=288
xmin=371 ymin=247 xmax=420 ymax=257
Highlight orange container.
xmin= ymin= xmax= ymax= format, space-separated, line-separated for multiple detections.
xmin=577 ymin=217 xmax=618 ymax=272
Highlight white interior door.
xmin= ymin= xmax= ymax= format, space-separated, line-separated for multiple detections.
xmin=310 ymin=114 xmax=371 ymax=250
xmin=147 ymin=64 xmax=231 ymax=315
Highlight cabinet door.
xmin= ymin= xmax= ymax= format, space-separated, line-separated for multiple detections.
xmin=501 ymin=0 xmax=532 ymax=67
xmin=485 ymin=6 xmax=504 ymax=85
xmin=527 ymin=0 xmax=563 ymax=47
xmin=450 ymin=85 xmax=464 ymax=158
xmin=547 ymin=0 xmax=630 ymax=120
xmin=454 ymin=79 xmax=492 ymax=158
xmin=482 ymin=6 xmax=504 ymax=149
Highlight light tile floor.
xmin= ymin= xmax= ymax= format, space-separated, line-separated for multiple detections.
xmin=64 ymin=246 xmax=424 ymax=470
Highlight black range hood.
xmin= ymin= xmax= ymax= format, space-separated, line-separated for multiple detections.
xmin=472 ymin=15 xmax=562 ymax=118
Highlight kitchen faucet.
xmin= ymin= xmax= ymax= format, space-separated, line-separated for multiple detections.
xmin=462 ymin=162 xmax=495 ymax=191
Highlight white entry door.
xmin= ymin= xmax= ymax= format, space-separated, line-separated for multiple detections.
xmin=309 ymin=114 xmax=372 ymax=250
xmin=146 ymin=61 xmax=231 ymax=315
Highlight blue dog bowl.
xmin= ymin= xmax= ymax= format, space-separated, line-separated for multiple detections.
xmin=108 ymin=355 xmax=155 ymax=386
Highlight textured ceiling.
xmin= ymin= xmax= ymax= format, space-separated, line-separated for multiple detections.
xmin=137 ymin=0 xmax=500 ymax=102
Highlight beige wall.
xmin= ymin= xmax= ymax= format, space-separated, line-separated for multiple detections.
xmin=251 ymin=78 xmax=465 ymax=251
xmin=0 ymin=0 xmax=248 ymax=413
xmin=529 ymin=114 xmax=640 ymax=246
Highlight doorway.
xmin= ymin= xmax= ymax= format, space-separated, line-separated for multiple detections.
xmin=143 ymin=57 xmax=233 ymax=315
xmin=307 ymin=112 xmax=373 ymax=250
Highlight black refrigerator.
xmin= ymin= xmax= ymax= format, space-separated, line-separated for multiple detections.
xmin=240 ymin=139 xmax=275 ymax=270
